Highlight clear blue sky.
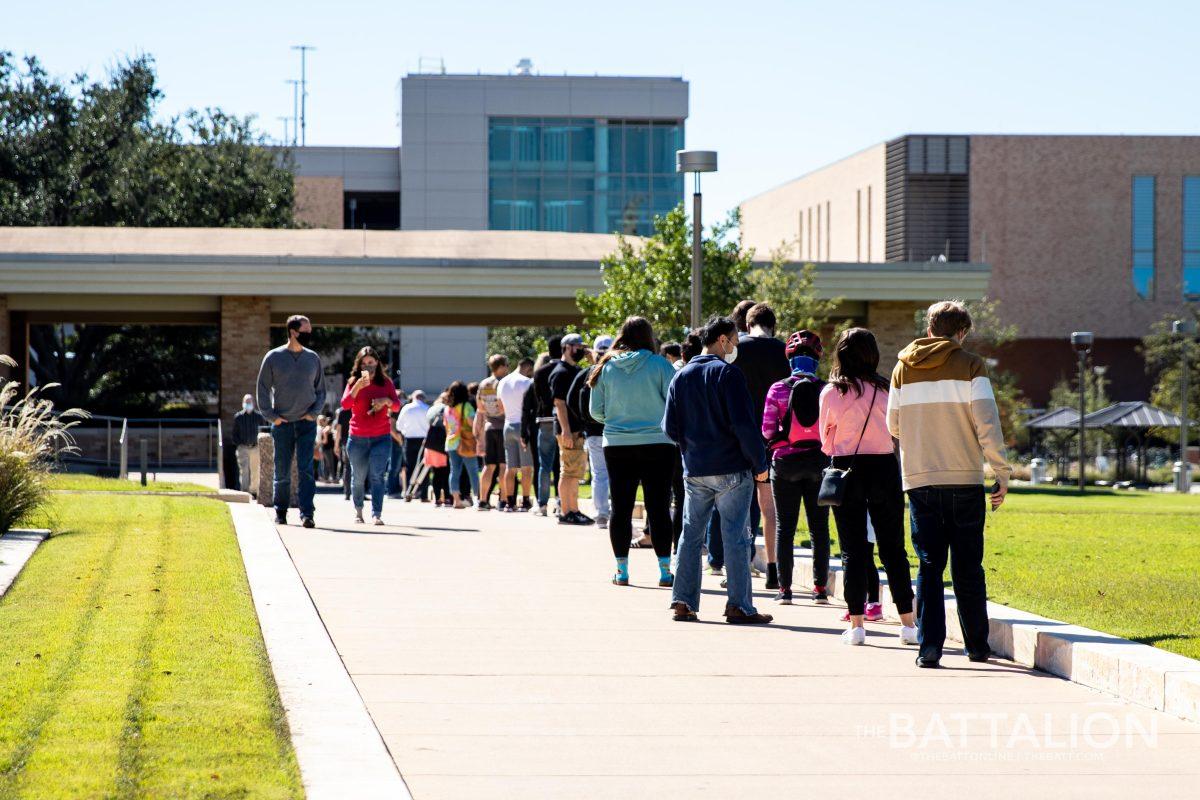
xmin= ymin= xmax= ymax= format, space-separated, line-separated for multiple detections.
xmin=8 ymin=0 xmax=1198 ymax=224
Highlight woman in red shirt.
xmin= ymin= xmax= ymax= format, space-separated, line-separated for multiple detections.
xmin=340 ymin=347 xmax=401 ymax=524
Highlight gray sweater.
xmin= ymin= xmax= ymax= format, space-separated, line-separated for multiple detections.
xmin=256 ymin=346 xmax=326 ymax=422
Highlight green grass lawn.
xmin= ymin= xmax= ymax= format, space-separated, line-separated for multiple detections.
xmin=790 ymin=486 xmax=1200 ymax=661
xmin=46 ymin=473 xmax=216 ymax=494
xmin=0 ymin=490 xmax=302 ymax=799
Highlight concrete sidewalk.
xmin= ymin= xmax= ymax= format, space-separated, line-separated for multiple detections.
xmin=275 ymin=492 xmax=1200 ymax=800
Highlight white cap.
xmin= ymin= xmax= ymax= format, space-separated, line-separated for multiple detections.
xmin=593 ymin=335 xmax=615 ymax=352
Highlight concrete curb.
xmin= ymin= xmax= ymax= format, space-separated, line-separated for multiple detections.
xmin=228 ymin=504 xmax=412 ymax=800
xmin=777 ymin=543 xmax=1200 ymax=725
xmin=0 ymin=528 xmax=49 ymax=600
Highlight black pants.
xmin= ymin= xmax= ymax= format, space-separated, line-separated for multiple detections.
xmin=772 ymin=462 xmax=830 ymax=590
xmin=908 ymin=485 xmax=990 ymax=660
xmin=603 ymin=443 xmax=675 ymax=559
xmin=430 ymin=464 xmax=450 ymax=504
xmin=403 ymin=437 xmax=428 ymax=500
xmin=830 ymin=454 xmax=914 ymax=617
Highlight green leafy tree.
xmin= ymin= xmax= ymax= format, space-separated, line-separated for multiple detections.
xmin=746 ymin=253 xmax=842 ymax=337
xmin=486 ymin=326 xmax=561 ymax=368
xmin=1 ymin=52 xmax=297 ymax=412
xmin=1141 ymin=312 xmax=1200 ymax=445
xmin=577 ymin=206 xmax=753 ymax=343
xmin=1048 ymin=364 xmax=1112 ymax=460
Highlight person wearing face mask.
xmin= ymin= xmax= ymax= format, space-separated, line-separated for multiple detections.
xmin=257 ymin=314 xmax=326 ymax=528
xmin=232 ymin=393 xmax=266 ymax=497
xmin=548 ymin=333 xmax=594 ymax=526
xmin=341 ymin=346 xmax=402 ymax=525
xmin=662 ymin=316 xmax=773 ymax=625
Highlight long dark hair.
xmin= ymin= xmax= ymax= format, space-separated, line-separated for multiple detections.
xmin=587 ymin=316 xmax=656 ymax=387
xmin=828 ymin=328 xmax=888 ymax=397
xmin=350 ymin=346 xmax=389 ymax=387
xmin=446 ymin=380 xmax=471 ymax=408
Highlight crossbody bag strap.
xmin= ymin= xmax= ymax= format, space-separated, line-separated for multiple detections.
xmin=844 ymin=383 xmax=879 ymax=471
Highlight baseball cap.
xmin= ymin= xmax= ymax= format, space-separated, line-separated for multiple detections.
xmin=561 ymin=333 xmax=585 ymax=347
xmin=593 ymin=334 xmax=614 ymax=352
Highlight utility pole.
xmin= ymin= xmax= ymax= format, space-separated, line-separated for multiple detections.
xmin=291 ymin=45 xmax=315 ymax=146
xmin=285 ymin=79 xmax=300 ymax=146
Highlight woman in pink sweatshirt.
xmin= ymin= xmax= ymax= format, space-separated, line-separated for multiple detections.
xmin=817 ymin=328 xmax=917 ymax=647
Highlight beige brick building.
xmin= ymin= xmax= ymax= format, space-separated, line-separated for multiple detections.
xmin=741 ymin=134 xmax=1200 ymax=404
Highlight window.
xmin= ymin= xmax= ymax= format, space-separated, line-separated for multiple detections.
xmin=1132 ymin=176 xmax=1156 ymax=299
xmin=488 ymin=117 xmax=683 ymax=235
xmin=1184 ymin=177 xmax=1200 ymax=300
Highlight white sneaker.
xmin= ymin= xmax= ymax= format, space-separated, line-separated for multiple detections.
xmin=596 ymin=515 xmax=609 ymax=529
xmin=899 ymin=625 xmax=919 ymax=645
xmin=709 ymin=566 xmax=724 ymax=577
xmin=536 ymin=505 xmax=548 ymax=517
xmin=841 ymin=627 xmax=866 ymax=646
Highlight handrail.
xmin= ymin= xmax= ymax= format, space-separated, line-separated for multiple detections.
xmin=118 ymin=418 xmax=128 ymax=480
xmin=216 ymin=418 xmax=225 ymax=490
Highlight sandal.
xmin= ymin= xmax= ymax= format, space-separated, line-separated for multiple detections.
xmin=671 ymin=602 xmax=697 ymax=622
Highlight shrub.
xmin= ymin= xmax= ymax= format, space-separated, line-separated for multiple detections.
xmin=0 ymin=355 xmax=86 ymax=534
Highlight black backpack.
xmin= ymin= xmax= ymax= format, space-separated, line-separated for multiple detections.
xmin=770 ymin=374 xmax=823 ymax=452
xmin=425 ymin=408 xmax=447 ymax=454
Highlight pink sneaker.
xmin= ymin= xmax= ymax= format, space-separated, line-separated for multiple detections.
xmin=864 ymin=602 xmax=884 ymax=622
xmin=839 ymin=610 xmax=850 ymax=622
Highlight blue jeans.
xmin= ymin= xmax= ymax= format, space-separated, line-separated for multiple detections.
xmin=271 ymin=419 xmax=317 ymax=518
xmin=387 ymin=438 xmax=404 ymax=495
xmin=908 ymin=485 xmax=990 ymax=661
xmin=706 ymin=510 xmax=724 ymax=569
xmin=349 ymin=434 xmax=391 ymax=517
xmin=536 ymin=422 xmax=558 ymax=507
xmin=673 ymin=470 xmax=757 ymax=615
xmin=448 ymin=450 xmax=480 ymax=500
xmin=584 ymin=435 xmax=609 ymax=518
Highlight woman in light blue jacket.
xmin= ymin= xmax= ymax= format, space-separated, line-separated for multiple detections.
xmin=588 ymin=316 xmax=678 ymax=587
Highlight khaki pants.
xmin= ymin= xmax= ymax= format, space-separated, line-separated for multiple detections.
xmin=237 ymin=444 xmax=260 ymax=496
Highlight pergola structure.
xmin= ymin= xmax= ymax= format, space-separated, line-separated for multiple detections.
xmin=1025 ymin=401 xmax=1182 ymax=483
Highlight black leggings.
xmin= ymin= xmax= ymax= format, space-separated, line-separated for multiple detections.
xmin=830 ymin=453 xmax=914 ymax=616
xmin=772 ymin=465 xmax=830 ymax=590
xmin=603 ymin=443 xmax=676 ymax=559
xmin=430 ymin=465 xmax=450 ymax=503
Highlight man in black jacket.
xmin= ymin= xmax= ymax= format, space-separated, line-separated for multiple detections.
xmin=531 ymin=336 xmax=563 ymax=516
xmin=232 ymin=393 xmax=266 ymax=496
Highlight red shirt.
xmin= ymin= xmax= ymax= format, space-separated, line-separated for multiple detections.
xmin=340 ymin=377 xmax=400 ymax=438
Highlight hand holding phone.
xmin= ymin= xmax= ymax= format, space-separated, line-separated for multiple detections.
xmin=990 ymin=482 xmax=1007 ymax=511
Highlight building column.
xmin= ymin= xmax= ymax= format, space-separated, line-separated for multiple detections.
xmin=220 ymin=296 xmax=270 ymax=438
xmin=867 ymin=301 xmax=925 ymax=377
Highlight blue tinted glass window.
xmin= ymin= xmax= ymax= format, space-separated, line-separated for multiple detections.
xmin=488 ymin=116 xmax=683 ymax=235
xmin=1132 ymin=176 xmax=1155 ymax=299
xmin=1184 ymin=177 xmax=1200 ymax=300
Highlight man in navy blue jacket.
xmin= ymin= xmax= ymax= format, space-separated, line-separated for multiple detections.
xmin=662 ymin=316 xmax=773 ymax=624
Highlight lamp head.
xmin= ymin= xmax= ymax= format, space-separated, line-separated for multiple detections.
xmin=1070 ymin=331 xmax=1094 ymax=353
xmin=1172 ymin=319 xmax=1197 ymax=337
xmin=676 ymin=150 xmax=718 ymax=174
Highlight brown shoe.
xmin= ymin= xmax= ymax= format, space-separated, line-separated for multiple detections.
xmin=671 ymin=602 xmax=697 ymax=622
xmin=724 ymin=604 xmax=773 ymax=625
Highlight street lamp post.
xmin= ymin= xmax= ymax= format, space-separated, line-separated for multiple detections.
xmin=676 ymin=150 xmax=718 ymax=332
xmin=1173 ymin=319 xmax=1196 ymax=492
xmin=1071 ymin=332 xmax=1094 ymax=492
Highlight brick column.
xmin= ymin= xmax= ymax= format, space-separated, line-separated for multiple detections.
xmin=867 ymin=301 xmax=924 ymax=377
xmin=220 ymin=296 xmax=270 ymax=438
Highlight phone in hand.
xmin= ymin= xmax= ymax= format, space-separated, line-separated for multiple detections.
xmin=360 ymin=370 xmax=370 ymax=381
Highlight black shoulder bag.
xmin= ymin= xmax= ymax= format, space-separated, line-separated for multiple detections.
xmin=817 ymin=383 xmax=878 ymax=507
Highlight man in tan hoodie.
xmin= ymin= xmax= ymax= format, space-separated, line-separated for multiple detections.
xmin=886 ymin=300 xmax=1011 ymax=668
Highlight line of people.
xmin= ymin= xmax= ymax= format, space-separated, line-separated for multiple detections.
xmin=253 ymin=299 xmax=1011 ymax=668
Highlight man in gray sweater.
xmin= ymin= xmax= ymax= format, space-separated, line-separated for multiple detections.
xmin=256 ymin=315 xmax=326 ymax=527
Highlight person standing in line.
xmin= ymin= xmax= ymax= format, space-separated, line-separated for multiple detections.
xmin=425 ymin=392 xmax=451 ymax=506
xmin=397 ymin=389 xmax=431 ymax=502
xmin=888 ymin=300 xmax=1011 ymax=668
xmin=497 ymin=358 xmax=535 ymax=512
xmin=659 ymin=341 xmax=683 ymax=370
xmin=444 ymin=381 xmax=482 ymax=509
xmin=818 ymin=328 xmax=917 ymax=647
xmin=588 ymin=318 xmax=676 ymax=585
xmin=386 ymin=389 xmax=408 ymax=498
xmin=732 ymin=303 xmax=791 ymax=590
xmin=233 ymin=393 xmax=266 ymax=496
xmin=319 ymin=413 xmax=338 ymax=483
xmin=314 ymin=415 xmax=329 ymax=480
xmin=341 ymin=346 xmax=401 ymax=525
xmin=762 ymin=330 xmax=831 ymax=605
xmin=531 ymin=337 xmax=564 ymax=516
xmin=334 ymin=404 xmax=352 ymax=499
xmin=256 ymin=314 xmax=326 ymax=528
xmin=663 ymin=316 xmax=773 ymax=625
xmin=572 ymin=335 xmax=612 ymax=528
xmin=550 ymin=334 xmax=593 ymax=525
xmin=476 ymin=355 xmax=510 ymax=510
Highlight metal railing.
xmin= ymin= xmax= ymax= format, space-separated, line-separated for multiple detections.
xmin=118 ymin=417 xmax=128 ymax=480
xmin=60 ymin=415 xmax=222 ymax=473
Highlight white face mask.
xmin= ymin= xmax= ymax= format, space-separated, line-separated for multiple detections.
xmin=723 ymin=343 xmax=738 ymax=364
xmin=242 ymin=402 xmax=254 ymax=412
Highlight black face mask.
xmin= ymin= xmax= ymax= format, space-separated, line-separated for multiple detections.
xmin=295 ymin=330 xmax=313 ymax=348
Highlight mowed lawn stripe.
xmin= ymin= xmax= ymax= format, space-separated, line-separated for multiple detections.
xmin=0 ymin=493 xmax=302 ymax=799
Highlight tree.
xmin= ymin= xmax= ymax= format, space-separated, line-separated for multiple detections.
xmin=1 ymin=52 xmax=298 ymax=413
xmin=746 ymin=254 xmax=842 ymax=338
xmin=1141 ymin=311 xmax=1200 ymax=445
xmin=486 ymin=326 xmax=560 ymax=367
xmin=577 ymin=205 xmax=753 ymax=343
xmin=1048 ymin=364 xmax=1112 ymax=461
